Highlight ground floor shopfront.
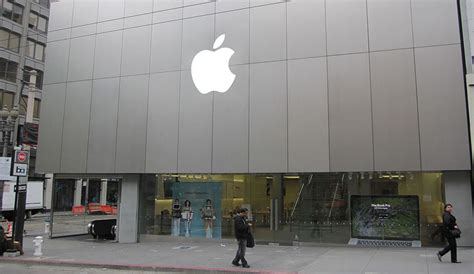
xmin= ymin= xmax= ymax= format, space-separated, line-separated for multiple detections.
xmin=137 ymin=172 xmax=474 ymax=247
xmin=49 ymin=171 xmax=474 ymax=247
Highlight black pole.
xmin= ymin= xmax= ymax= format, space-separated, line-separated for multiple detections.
xmin=9 ymin=81 xmax=27 ymax=251
xmin=9 ymin=176 xmax=19 ymax=249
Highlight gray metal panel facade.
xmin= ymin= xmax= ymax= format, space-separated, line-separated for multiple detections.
xmin=36 ymin=83 xmax=67 ymax=172
xmin=415 ymin=45 xmax=470 ymax=171
xmin=328 ymin=53 xmax=374 ymax=172
xmin=60 ymin=81 xmax=93 ymax=173
xmin=212 ymin=64 xmax=249 ymax=173
xmin=146 ymin=72 xmax=180 ymax=173
xmin=370 ymin=49 xmax=421 ymax=171
xmin=38 ymin=0 xmax=470 ymax=174
xmin=115 ymin=75 xmax=149 ymax=173
xmin=87 ymin=78 xmax=120 ymax=173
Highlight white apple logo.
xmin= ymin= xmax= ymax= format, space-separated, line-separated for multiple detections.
xmin=191 ymin=34 xmax=236 ymax=94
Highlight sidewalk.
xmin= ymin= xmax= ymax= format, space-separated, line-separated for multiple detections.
xmin=1 ymin=234 xmax=473 ymax=274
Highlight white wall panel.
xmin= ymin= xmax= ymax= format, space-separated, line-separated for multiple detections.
xmin=412 ymin=0 xmax=460 ymax=47
xmin=151 ymin=20 xmax=182 ymax=73
xmin=249 ymin=61 xmax=287 ymax=172
xmin=68 ymin=36 xmax=96 ymax=81
xmin=328 ymin=53 xmax=373 ymax=171
xmin=60 ymin=81 xmax=92 ymax=173
xmin=287 ymin=0 xmax=326 ymax=59
xmin=371 ymin=49 xmax=421 ymax=171
xmin=146 ymin=72 xmax=180 ymax=173
xmin=121 ymin=26 xmax=152 ymax=76
xmin=94 ymin=30 xmax=123 ymax=79
xmin=416 ymin=45 xmax=470 ymax=170
xmin=367 ymin=0 xmax=413 ymax=51
xmin=288 ymin=57 xmax=329 ymax=172
xmin=326 ymin=0 xmax=368 ymax=55
xmin=250 ymin=4 xmax=286 ymax=63
xmin=87 ymin=78 xmax=120 ymax=173
xmin=115 ymin=75 xmax=149 ymax=173
xmin=36 ymin=84 xmax=67 ymax=172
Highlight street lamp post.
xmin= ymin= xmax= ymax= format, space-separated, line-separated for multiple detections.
xmin=0 ymin=105 xmax=19 ymax=157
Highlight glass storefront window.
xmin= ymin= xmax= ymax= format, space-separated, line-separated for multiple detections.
xmin=139 ymin=172 xmax=445 ymax=246
xmin=50 ymin=178 xmax=120 ymax=238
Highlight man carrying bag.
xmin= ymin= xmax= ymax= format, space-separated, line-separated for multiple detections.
xmin=232 ymin=208 xmax=251 ymax=268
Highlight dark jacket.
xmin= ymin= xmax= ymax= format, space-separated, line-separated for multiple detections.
xmin=442 ymin=211 xmax=457 ymax=238
xmin=234 ymin=215 xmax=250 ymax=240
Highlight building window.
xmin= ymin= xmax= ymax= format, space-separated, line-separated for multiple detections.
xmin=26 ymin=40 xmax=45 ymax=61
xmin=0 ymin=90 xmax=14 ymax=110
xmin=23 ymin=67 xmax=44 ymax=90
xmin=0 ymin=58 xmax=18 ymax=83
xmin=28 ymin=11 xmax=48 ymax=33
xmin=34 ymin=98 xmax=40 ymax=118
xmin=19 ymin=96 xmax=41 ymax=118
xmin=1 ymin=0 xmax=23 ymax=24
xmin=0 ymin=28 xmax=20 ymax=53
xmin=32 ymin=0 xmax=49 ymax=9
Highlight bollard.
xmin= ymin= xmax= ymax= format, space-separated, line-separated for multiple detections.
xmin=44 ymin=220 xmax=50 ymax=235
xmin=33 ymin=236 xmax=43 ymax=257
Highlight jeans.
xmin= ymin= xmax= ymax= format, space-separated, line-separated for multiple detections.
xmin=233 ymin=239 xmax=247 ymax=265
xmin=172 ymin=218 xmax=180 ymax=236
xmin=439 ymin=237 xmax=457 ymax=262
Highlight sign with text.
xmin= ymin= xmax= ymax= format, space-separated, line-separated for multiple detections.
xmin=11 ymin=150 xmax=30 ymax=177
xmin=350 ymin=195 xmax=420 ymax=241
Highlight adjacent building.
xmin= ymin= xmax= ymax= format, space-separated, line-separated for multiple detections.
xmin=38 ymin=0 xmax=474 ymax=247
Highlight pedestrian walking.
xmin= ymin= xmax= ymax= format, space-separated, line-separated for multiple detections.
xmin=232 ymin=208 xmax=251 ymax=268
xmin=437 ymin=203 xmax=461 ymax=263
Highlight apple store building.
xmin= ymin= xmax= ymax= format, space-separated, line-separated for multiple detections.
xmin=37 ymin=0 xmax=474 ymax=247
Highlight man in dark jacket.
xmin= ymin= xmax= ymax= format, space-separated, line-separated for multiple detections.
xmin=232 ymin=208 xmax=250 ymax=268
xmin=437 ymin=204 xmax=460 ymax=263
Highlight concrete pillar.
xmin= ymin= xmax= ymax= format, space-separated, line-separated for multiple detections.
xmin=117 ymin=175 xmax=140 ymax=243
xmin=44 ymin=174 xmax=53 ymax=210
xmin=444 ymin=171 xmax=474 ymax=246
xmin=100 ymin=180 xmax=108 ymax=205
xmin=73 ymin=180 xmax=82 ymax=206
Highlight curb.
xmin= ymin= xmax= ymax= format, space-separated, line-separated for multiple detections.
xmin=0 ymin=257 xmax=297 ymax=274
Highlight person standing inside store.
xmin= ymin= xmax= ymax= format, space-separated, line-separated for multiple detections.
xmin=171 ymin=199 xmax=182 ymax=236
xmin=232 ymin=208 xmax=251 ymax=268
xmin=437 ymin=203 xmax=461 ymax=263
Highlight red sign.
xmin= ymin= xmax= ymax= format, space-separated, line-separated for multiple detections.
xmin=17 ymin=152 xmax=27 ymax=162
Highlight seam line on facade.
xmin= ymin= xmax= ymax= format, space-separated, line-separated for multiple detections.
xmin=57 ymin=1 xmax=75 ymax=173
xmin=47 ymin=1 xmax=284 ymax=35
xmin=143 ymin=0 xmax=156 ymax=174
xmin=84 ymin=0 xmax=101 ymax=174
xmin=211 ymin=2 xmax=216 ymax=173
xmin=286 ymin=0 xmax=289 ymax=173
xmin=409 ymin=0 xmax=423 ymax=170
xmin=43 ymin=43 xmax=463 ymax=87
xmin=176 ymin=3 xmax=184 ymax=173
xmin=325 ymin=0 xmax=331 ymax=172
xmin=113 ymin=1 xmax=127 ymax=174
xmin=365 ymin=0 xmax=376 ymax=171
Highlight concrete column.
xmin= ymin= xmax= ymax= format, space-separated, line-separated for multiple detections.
xmin=100 ymin=180 xmax=108 ymax=205
xmin=444 ymin=171 xmax=474 ymax=246
xmin=44 ymin=174 xmax=53 ymax=210
xmin=117 ymin=175 xmax=140 ymax=243
xmin=73 ymin=180 xmax=82 ymax=206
